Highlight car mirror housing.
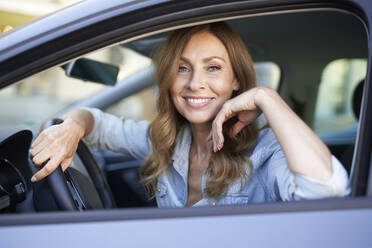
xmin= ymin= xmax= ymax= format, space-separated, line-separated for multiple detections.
xmin=62 ymin=58 xmax=119 ymax=86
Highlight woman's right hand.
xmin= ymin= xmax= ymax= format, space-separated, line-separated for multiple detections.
xmin=30 ymin=116 xmax=86 ymax=182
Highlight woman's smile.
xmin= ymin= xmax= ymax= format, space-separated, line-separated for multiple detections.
xmin=184 ymin=96 xmax=214 ymax=108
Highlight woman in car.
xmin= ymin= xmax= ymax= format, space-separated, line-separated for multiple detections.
xmin=30 ymin=22 xmax=349 ymax=207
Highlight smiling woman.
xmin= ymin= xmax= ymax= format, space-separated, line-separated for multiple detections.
xmin=29 ymin=22 xmax=349 ymax=208
xmin=144 ymin=23 xmax=258 ymax=205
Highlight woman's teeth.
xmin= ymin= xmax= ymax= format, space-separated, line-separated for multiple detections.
xmin=186 ymin=98 xmax=210 ymax=103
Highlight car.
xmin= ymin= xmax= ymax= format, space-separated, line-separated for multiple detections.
xmin=0 ymin=0 xmax=371 ymax=247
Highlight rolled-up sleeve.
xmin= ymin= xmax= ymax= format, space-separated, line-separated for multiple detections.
xmin=266 ymin=139 xmax=350 ymax=201
xmin=81 ymin=107 xmax=152 ymax=161
xmin=291 ymin=155 xmax=350 ymax=200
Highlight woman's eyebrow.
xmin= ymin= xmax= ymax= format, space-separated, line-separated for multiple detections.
xmin=203 ymin=56 xmax=226 ymax=63
xmin=180 ymin=57 xmax=191 ymax=64
xmin=180 ymin=56 xmax=226 ymax=64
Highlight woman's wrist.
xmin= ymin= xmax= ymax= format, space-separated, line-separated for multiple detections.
xmin=253 ymin=86 xmax=279 ymax=111
xmin=64 ymin=108 xmax=95 ymax=137
xmin=63 ymin=116 xmax=86 ymax=139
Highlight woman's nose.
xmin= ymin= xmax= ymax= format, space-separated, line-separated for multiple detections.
xmin=188 ymin=71 xmax=205 ymax=91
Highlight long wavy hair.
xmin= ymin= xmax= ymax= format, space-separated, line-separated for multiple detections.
xmin=140 ymin=22 xmax=259 ymax=200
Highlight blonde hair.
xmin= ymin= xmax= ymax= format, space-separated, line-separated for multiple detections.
xmin=140 ymin=22 xmax=259 ymax=200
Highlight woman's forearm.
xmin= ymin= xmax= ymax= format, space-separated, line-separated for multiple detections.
xmin=254 ymin=87 xmax=333 ymax=181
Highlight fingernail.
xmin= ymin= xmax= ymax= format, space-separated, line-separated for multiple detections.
xmin=31 ymin=176 xmax=37 ymax=182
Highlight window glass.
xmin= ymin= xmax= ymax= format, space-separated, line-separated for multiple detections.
xmin=0 ymin=68 xmax=104 ymax=132
xmin=0 ymin=45 xmax=151 ymax=132
xmin=314 ymin=59 xmax=367 ymax=134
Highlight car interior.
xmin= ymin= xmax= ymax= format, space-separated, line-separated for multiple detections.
xmin=0 ymin=8 xmax=368 ymax=212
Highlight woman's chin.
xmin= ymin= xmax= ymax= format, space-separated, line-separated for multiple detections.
xmin=184 ymin=114 xmax=214 ymax=125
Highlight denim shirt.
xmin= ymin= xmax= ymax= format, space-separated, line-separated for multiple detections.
xmin=83 ymin=108 xmax=350 ymax=208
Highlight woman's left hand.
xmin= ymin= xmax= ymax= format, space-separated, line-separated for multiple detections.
xmin=210 ymin=88 xmax=262 ymax=152
xmin=211 ymin=86 xmax=333 ymax=181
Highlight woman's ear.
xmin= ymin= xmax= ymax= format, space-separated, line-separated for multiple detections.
xmin=232 ymin=77 xmax=240 ymax=91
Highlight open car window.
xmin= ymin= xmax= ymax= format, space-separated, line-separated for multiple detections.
xmin=0 ymin=2 xmax=369 ymax=216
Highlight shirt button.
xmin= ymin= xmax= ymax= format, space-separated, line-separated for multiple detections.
xmin=157 ymin=188 xmax=161 ymax=192
xmin=212 ymin=202 xmax=216 ymax=206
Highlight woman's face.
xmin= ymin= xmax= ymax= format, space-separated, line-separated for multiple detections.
xmin=170 ymin=31 xmax=239 ymax=125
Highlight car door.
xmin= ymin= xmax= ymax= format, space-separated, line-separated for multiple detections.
xmin=0 ymin=0 xmax=372 ymax=247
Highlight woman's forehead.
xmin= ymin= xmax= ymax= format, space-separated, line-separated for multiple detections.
xmin=180 ymin=31 xmax=230 ymax=62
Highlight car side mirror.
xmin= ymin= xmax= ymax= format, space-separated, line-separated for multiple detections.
xmin=62 ymin=58 xmax=119 ymax=86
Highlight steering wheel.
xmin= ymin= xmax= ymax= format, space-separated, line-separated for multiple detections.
xmin=41 ymin=118 xmax=116 ymax=211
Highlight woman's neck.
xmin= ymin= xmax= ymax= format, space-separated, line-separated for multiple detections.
xmin=189 ymin=122 xmax=213 ymax=160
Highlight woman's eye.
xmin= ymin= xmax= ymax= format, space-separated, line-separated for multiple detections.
xmin=207 ymin=65 xmax=221 ymax=72
xmin=178 ymin=66 xmax=189 ymax=72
